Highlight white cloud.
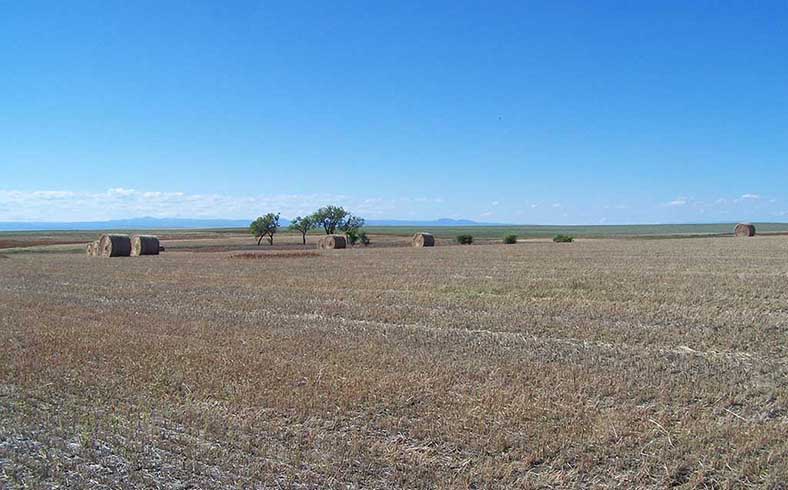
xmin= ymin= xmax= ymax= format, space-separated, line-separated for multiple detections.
xmin=740 ymin=193 xmax=760 ymax=200
xmin=665 ymin=198 xmax=688 ymax=207
xmin=0 ymin=188 xmax=445 ymax=222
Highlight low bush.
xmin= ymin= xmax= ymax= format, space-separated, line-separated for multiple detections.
xmin=553 ymin=234 xmax=574 ymax=243
xmin=456 ymin=234 xmax=473 ymax=245
xmin=503 ymin=235 xmax=517 ymax=244
xmin=359 ymin=231 xmax=371 ymax=246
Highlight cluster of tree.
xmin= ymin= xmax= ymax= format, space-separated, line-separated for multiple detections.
xmin=249 ymin=205 xmax=367 ymax=246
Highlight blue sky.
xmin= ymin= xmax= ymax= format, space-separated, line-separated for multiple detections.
xmin=1 ymin=1 xmax=786 ymax=224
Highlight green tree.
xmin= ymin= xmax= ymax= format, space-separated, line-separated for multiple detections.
xmin=340 ymin=215 xmax=365 ymax=235
xmin=311 ymin=205 xmax=349 ymax=235
xmin=250 ymin=213 xmax=280 ymax=245
xmin=288 ymin=215 xmax=315 ymax=245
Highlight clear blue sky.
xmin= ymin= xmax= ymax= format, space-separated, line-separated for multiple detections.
xmin=1 ymin=1 xmax=786 ymax=224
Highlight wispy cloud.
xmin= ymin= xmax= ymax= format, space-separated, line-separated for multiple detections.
xmin=0 ymin=188 xmax=445 ymax=222
xmin=664 ymin=198 xmax=688 ymax=207
xmin=734 ymin=193 xmax=761 ymax=203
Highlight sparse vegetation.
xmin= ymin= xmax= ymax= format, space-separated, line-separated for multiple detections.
xmin=553 ymin=234 xmax=574 ymax=243
xmin=503 ymin=234 xmax=518 ymax=244
xmin=456 ymin=234 xmax=473 ymax=244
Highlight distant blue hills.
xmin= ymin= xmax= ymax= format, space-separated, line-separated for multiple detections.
xmin=0 ymin=216 xmax=505 ymax=231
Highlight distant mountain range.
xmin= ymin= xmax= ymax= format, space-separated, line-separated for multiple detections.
xmin=0 ymin=216 xmax=505 ymax=231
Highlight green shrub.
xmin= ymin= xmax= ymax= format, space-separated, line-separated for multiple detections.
xmin=456 ymin=234 xmax=473 ymax=245
xmin=346 ymin=230 xmax=359 ymax=245
xmin=358 ymin=231 xmax=370 ymax=246
xmin=503 ymin=235 xmax=517 ymax=244
xmin=553 ymin=234 xmax=574 ymax=243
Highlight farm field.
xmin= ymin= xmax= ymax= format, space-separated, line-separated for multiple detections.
xmin=4 ymin=222 xmax=788 ymax=253
xmin=1 ymin=234 xmax=787 ymax=488
xmin=365 ymin=222 xmax=788 ymax=239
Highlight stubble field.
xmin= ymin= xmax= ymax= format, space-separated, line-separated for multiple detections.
xmin=1 ymin=234 xmax=787 ymax=488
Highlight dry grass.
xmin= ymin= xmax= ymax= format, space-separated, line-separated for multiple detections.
xmin=0 ymin=238 xmax=86 ymax=249
xmin=232 ymin=251 xmax=321 ymax=260
xmin=1 ymin=236 xmax=787 ymax=488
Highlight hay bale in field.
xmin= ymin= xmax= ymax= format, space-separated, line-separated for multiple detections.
xmin=98 ymin=234 xmax=132 ymax=257
xmin=411 ymin=232 xmax=435 ymax=247
xmin=318 ymin=235 xmax=347 ymax=249
xmin=86 ymin=241 xmax=96 ymax=256
xmin=131 ymin=235 xmax=161 ymax=256
xmin=734 ymin=223 xmax=756 ymax=237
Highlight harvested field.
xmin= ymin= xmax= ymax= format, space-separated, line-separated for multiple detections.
xmin=232 ymin=251 xmax=321 ymax=260
xmin=0 ymin=238 xmax=87 ymax=250
xmin=1 ymin=235 xmax=787 ymax=488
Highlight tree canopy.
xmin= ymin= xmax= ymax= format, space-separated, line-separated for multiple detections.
xmin=288 ymin=215 xmax=315 ymax=244
xmin=311 ymin=205 xmax=348 ymax=235
xmin=249 ymin=213 xmax=280 ymax=245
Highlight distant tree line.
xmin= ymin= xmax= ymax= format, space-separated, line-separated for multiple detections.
xmin=249 ymin=205 xmax=367 ymax=246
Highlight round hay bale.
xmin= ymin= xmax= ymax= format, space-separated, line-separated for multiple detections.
xmin=98 ymin=234 xmax=132 ymax=257
xmin=86 ymin=241 xmax=96 ymax=256
xmin=131 ymin=235 xmax=161 ymax=256
xmin=734 ymin=223 xmax=756 ymax=237
xmin=411 ymin=232 xmax=435 ymax=247
xmin=318 ymin=235 xmax=347 ymax=249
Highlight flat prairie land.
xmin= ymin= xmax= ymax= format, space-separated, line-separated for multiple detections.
xmin=1 ymin=235 xmax=787 ymax=488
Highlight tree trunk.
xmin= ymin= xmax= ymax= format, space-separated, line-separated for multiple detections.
xmin=257 ymin=236 xmax=263 ymax=246
xmin=268 ymin=235 xmax=274 ymax=245
xmin=302 ymin=233 xmax=306 ymax=245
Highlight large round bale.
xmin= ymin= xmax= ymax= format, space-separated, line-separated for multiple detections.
xmin=98 ymin=234 xmax=132 ymax=257
xmin=319 ymin=235 xmax=347 ymax=249
xmin=86 ymin=241 xmax=95 ymax=256
xmin=131 ymin=235 xmax=161 ymax=256
xmin=411 ymin=232 xmax=435 ymax=247
xmin=734 ymin=223 xmax=756 ymax=237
